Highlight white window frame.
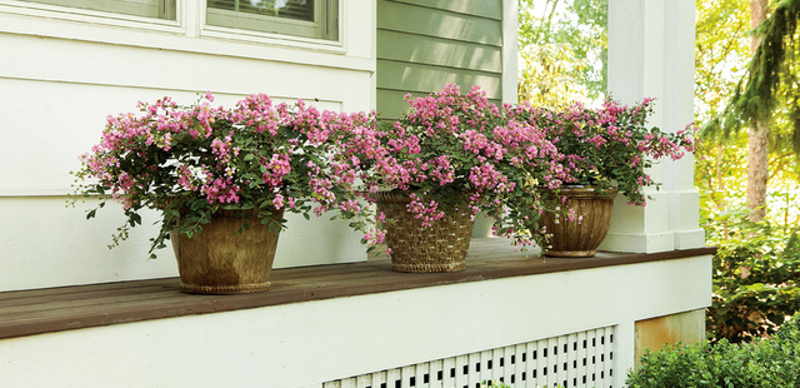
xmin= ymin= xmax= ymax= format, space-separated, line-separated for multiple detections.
xmin=0 ymin=0 xmax=346 ymax=57
xmin=19 ymin=0 xmax=177 ymax=19
xmin=0 ymin=0 xmax=182 ymax=32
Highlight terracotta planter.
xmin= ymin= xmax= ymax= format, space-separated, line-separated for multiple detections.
xmin=539 ymin=186 xmax=617 ymax=258
xmin=373 ymin=191 xmax=474 ymax=273
xmin=171 ymin=208 xmax=283 ymax=294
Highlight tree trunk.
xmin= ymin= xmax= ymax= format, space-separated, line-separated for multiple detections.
xmin=746 ymin=0 xmax=769 ymax=222
xmin=746 ymin=121 xmax=769 ymax=221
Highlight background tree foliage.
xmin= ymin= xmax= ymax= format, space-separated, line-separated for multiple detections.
xmin=695 ymin=0 xmax=800 ymax=342
xmin=695 ymin=0 xmax=754 ymax=216
xmin=517 ymin=0 xmax=800 ymax=342
xmin=517 ymin=0 xmax=607 ymax=106
xmin=719 ymin=0 xmax=800 ymax=145
xmin=699 ymin=0 xmax=800 ymax=210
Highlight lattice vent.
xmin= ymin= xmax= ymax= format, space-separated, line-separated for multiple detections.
xmin=323 ymin=326 xmax=616 ymax=388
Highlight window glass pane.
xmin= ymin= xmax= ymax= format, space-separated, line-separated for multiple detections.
xmin=19 ymin=0 xmax=176 ymax=20
xmin=207 ymin=0 xmax=338 ymax=41
xmin=209 ymin=0 xmax=313 ymax=22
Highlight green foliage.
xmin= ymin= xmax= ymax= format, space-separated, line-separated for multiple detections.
xmin=517 ymin=0 xmax=607 ymax=106
xmin=513 ymin=98 xmax=696 ymax=206
xmin=704 ymin=206 xmax=800 ymax=342
xmin=695 ymin=0 xmax=750 ymax=126
xmin=694 ymin=132 xmax=750 ymax=218
xmin=627 ymin=314 xmax=800 ymax=387
xmin=725 ymin=0 xmax=800 ymax=127
xmin=697 ymin=110 xmax=800 ymax=343
xmin=694 ymin=0 xmax=800 ymax=342
xmin=706 ymin=0 xmax=800 ymax=176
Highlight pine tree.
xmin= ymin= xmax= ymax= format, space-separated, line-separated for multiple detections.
xmin=714 ymin=0 xmax=800 ymax=220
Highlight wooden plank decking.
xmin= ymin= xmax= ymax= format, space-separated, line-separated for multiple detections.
xmin=0 ymin=238 xmax=715 ymax=340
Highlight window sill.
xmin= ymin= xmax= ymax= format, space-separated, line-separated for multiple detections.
xmin=0 ymin=238 xmax=715 ymax=340
xmin=0 ymin=4 xmax=365 ymax=72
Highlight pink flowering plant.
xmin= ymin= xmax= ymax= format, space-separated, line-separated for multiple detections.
xmin=355 ymin=84 xmax=566 ymax=248
xmin=72 ymin=93 xmax=375 ymax=258
xmin=514 ymin=98 xmax=697 ymax=206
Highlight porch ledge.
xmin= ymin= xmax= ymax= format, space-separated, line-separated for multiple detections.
xmin=0 ymin=238 xmax=715 ymax=340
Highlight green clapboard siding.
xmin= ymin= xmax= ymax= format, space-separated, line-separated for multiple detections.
xmin=377 ymin=60 xmax=502 ymax=98
xmin=377 ymin=30 xmax=502 ymax=73
xmin=388 ymin=0 xmax=502 ymax=20
xmin=376 ymin=0 xmax=505 ymax=120
xmin=377 ymin=0 xmax=502 ymax=47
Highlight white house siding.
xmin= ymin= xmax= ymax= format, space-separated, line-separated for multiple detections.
xmin=0 ymin=0 xmax=376 ymax=291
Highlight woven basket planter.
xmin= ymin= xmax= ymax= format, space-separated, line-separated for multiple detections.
xmin=539 ymin=186 xmax=617 ymax=258
xmin=170 ymin=208 xmax=284 ymax=294
xmin=374 ymin=191 xmax=475 ymax=273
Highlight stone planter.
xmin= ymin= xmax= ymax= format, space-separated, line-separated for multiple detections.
xmin=171 ymin=208 xmax=284 ymax=294
xmin=539 ymin=186 xmax=617 ymax=258
xmin=373 ymin=191 xmax=474 ymax=272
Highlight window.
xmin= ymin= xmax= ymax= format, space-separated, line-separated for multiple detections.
xmin=207 ymin=0 xmax=339 ymax=41
xmin=19 ymin=0 xmax=176 ymax=20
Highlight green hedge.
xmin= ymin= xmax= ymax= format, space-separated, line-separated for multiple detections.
xmin=627 ymin=314 xmax=800 ymax=387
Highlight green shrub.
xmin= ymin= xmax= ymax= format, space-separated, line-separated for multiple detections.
xmin=627 ymin=314 xmax=800 ymax=387
xmin=705 ymin=208 xmax=800 ymax=342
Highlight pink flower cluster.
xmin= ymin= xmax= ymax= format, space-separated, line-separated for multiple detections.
xmin=74 ymin=85 xmax=698 ymax=255
xmin=407 ymin=192 xmax=445 ymax=227
xmin=336 ymin=84 xmax=567 ymax=246
xmin=201 ymin=176 xmax=239 ymax=204
xmin=513 ymin=97 xmax=696 ymax=207
xmin=262 ymin=153 xmax=291 ymax=187
xmin=74 ymin=92 xmax=383 ymax=251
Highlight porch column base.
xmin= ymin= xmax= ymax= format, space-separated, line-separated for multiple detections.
xmin=599 ymin=231 xmax=675 ymax=254
xmin=673 ymin=228 xmax=706 ymax=250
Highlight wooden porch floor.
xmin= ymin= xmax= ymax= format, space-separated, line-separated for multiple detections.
xmin=0 ymin=238 xmax=714 ymax=340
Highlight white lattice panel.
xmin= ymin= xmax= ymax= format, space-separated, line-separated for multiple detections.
xmin=323 ymin=326 xmax=616 ymax=388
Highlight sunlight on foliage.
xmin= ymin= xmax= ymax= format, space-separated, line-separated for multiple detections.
xmin=518 ymin=0 xmax=800 ymax=341
xmin=695 ymin=0 xmax=800 ymax=342
xmin=704 ymin=207 xmax=800 ymax=342
xmin=518 ymin=0 xmax=607 ymax=107
xmin=628 ymin=315 xmax=800 ymax=387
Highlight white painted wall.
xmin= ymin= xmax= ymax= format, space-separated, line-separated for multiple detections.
xmin=0 ymin=0 xmax=375 ymax=291
xmin=0 ymin=255 xmax=712 ymax=388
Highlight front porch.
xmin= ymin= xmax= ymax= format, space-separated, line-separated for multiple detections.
xmin=0 ymin=0 xmax=710 ymax=386
xmin=0 ymin=238 xmax=712 ymax=387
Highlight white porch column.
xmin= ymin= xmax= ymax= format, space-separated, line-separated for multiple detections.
xmin=600 ymin=0 xmax=705 ymax=253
